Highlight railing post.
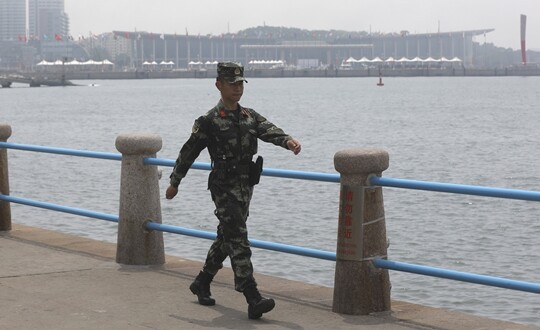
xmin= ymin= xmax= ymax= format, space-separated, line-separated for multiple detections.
xmin=332 ymin=148 xmax=391 ymax=314
xmin=0 ymin=124 xmax=12 ymax=231
xmin=115 ymin=133 xmax=164 ymax=265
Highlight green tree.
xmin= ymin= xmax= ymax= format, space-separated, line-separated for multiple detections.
xmin=115 ymin=53 xmax=131 ymax=69
xmin=88 ymin=46 xmax=111 ymax=61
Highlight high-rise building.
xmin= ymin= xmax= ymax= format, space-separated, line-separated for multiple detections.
xmin=0 ymin=0 xmax=26 ymax=41
xmin=28 ymin=0 xmax=69 ymax=40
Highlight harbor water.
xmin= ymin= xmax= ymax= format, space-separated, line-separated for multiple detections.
xmin=2 ymin=76 xmax=540 ymax=327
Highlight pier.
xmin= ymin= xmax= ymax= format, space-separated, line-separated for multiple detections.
xmin=2 ymin=64 xmax=540 ymax=87
xmin=63 ymin=65 xmax=540 ymax=80
xmin=1 ymin=224 xmax=534 ymax=329
xmin=1 ymin=123 xmax=539 ymax=328
xmin=0 ymin=72 xmax=75 ymax=87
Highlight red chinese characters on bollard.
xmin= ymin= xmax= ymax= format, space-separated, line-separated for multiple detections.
xmin=336 ymin=185 xmax=364 ymax=260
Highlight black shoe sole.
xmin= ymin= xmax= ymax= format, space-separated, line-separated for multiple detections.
xmin=248 ymin=298 xmax=275 ymax=319
xmin=190 ymin=283 xmax=216 ymax=306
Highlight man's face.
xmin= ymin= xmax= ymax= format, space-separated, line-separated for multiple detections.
xmin=217 ymin=79 xmax=244 ymax=104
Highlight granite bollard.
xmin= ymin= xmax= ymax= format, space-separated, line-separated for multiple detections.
xmin=0 ymin=123 xmax=12 ymax=231
xmin=332 ymin=148 xmax=391 ymax=314
xmin=115 ymin=133 xmax=165 ymax=265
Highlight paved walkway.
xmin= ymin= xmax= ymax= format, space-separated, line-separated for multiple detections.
xmin=0 ymin=224 xmax=535 ymax=329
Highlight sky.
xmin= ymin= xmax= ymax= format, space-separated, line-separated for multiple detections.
xmin=66 ymin=0 xmax=540 ymax=50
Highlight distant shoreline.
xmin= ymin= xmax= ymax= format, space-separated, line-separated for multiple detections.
xmin=60 ymin=67 xmax=540 ymax=80
xmin=4 ymin=67 xmax=540 ymax=84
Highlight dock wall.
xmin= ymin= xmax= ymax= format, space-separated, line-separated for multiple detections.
xmin=63 ymin=66 xmax=540 ymax=80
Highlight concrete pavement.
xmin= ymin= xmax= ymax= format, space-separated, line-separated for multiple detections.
xmin=0 ymin=224 xmax=535 ymax=329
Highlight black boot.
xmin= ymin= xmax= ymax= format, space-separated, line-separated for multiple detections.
xmin=243 ymin=285 xmax=275 ymax=319
xmin=190 ymin=271 xmax=216 ymax=306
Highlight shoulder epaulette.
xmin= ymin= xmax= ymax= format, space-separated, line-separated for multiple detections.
xmin=241 ymin=107 xmax=253 ymax=119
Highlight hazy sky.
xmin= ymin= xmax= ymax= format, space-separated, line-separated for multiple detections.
xmin=66 ymin=0 xmax=539 ymax=50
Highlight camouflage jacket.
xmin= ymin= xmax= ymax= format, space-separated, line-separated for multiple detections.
xmin=170 ymin=99 xmax=292 ymax=193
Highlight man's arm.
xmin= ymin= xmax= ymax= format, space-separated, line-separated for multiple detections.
xmin=166 ymin=117 xmax=209 ymax=199
xmin=252 ymin=110 xmax=300 ymax=151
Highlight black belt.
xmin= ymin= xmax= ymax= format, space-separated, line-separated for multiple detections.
xmin=212 ymin=160 xmax=251 ymax=174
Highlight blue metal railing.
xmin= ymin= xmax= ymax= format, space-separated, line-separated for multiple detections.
xmin=0 ymin=194 xmax=119 ymax=223
xmin=3 ymin=191 xmax=539 ymax=294
xmin=144 ymin=157 xmax=341 ymax=183
xmin=373 ymin=259 xmax=540 ymax=294
xmin=145 ymin=222 xmax=336 ymax=261
xmin=0 ymin=142 xmax=341 ymax=183
xmin=0 ymin=141 xmax=121 ymax=161
xmin=0 ymin=194 xmax=335 ymax=261
xmin=1 ymin=141 xmax=540 ymax=295
xmin=369 ymin=176 xmax=540 ymax=202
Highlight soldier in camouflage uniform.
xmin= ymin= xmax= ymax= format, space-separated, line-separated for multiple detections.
xmin=166 ymin=62 xmax=301 ymax=319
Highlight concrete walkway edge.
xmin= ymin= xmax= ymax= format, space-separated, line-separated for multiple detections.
xmin=0 ymin=224 xmax=534 ymax=329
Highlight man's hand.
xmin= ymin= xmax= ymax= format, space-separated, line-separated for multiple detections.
xmin=166 ymin=185 xmax=179 ymax=199
xmin=287 ymin=139 xmax=302 ymax=155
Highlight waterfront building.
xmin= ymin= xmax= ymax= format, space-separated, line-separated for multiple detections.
xmin=241 ymin=30 xmax=493 ymax=69
xmin=0 ymin=0 xmax=75 ymax=70
xmin=112 ymin=29 xmax=492 ymax=70
xmin=28 ymin=0 xmax=69 ymax=41
xmin=100 ymin=33 xmax=132 ymax=63
xmin=0 ymin=0 xmax=26 ymax=42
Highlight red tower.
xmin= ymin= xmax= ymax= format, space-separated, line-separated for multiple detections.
xmin=520 ymin=14 xmax=527 ymax=65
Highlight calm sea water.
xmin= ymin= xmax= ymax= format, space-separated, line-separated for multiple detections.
xmin=2 ymin=76 xmax=540 ymax=326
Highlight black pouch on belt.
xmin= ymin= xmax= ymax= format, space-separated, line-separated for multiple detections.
xmin=249 ymin=156 xmax=263 ymax=186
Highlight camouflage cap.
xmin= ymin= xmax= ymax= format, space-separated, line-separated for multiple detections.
xmin=217 ymin=62 xmax=248 ymax=83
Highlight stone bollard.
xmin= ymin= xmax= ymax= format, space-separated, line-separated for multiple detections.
xmin=0 ymin=123 xmax=12 ymax=231
xmin=332 ymin=148 xmax=391 ymax=315
xmin=115 ymin=133 xmax=165 ymax=265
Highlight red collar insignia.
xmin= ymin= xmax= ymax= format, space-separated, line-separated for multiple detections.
xmin=219 ymin=108 xmax=226 ymax=118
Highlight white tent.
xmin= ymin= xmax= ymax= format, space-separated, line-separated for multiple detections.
xmin=395 ymin=57 xmax=413 ymax=63
xmin=159 ymin=60 xmax=174 ymax=69
xmin=188 ymin=61 xmax=204 ymax=70
xmin=422 ymin=57 xmax=439 ymax=63
xmin=66 ymin=59 xmax=81 ymax=65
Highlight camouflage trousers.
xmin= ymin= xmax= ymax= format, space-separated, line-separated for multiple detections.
xmin=202 ymin=183 xmax=257 ymax=292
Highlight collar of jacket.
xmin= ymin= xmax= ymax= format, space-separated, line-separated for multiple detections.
xmin=215 ymin=100 xmax=251 ymax=119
